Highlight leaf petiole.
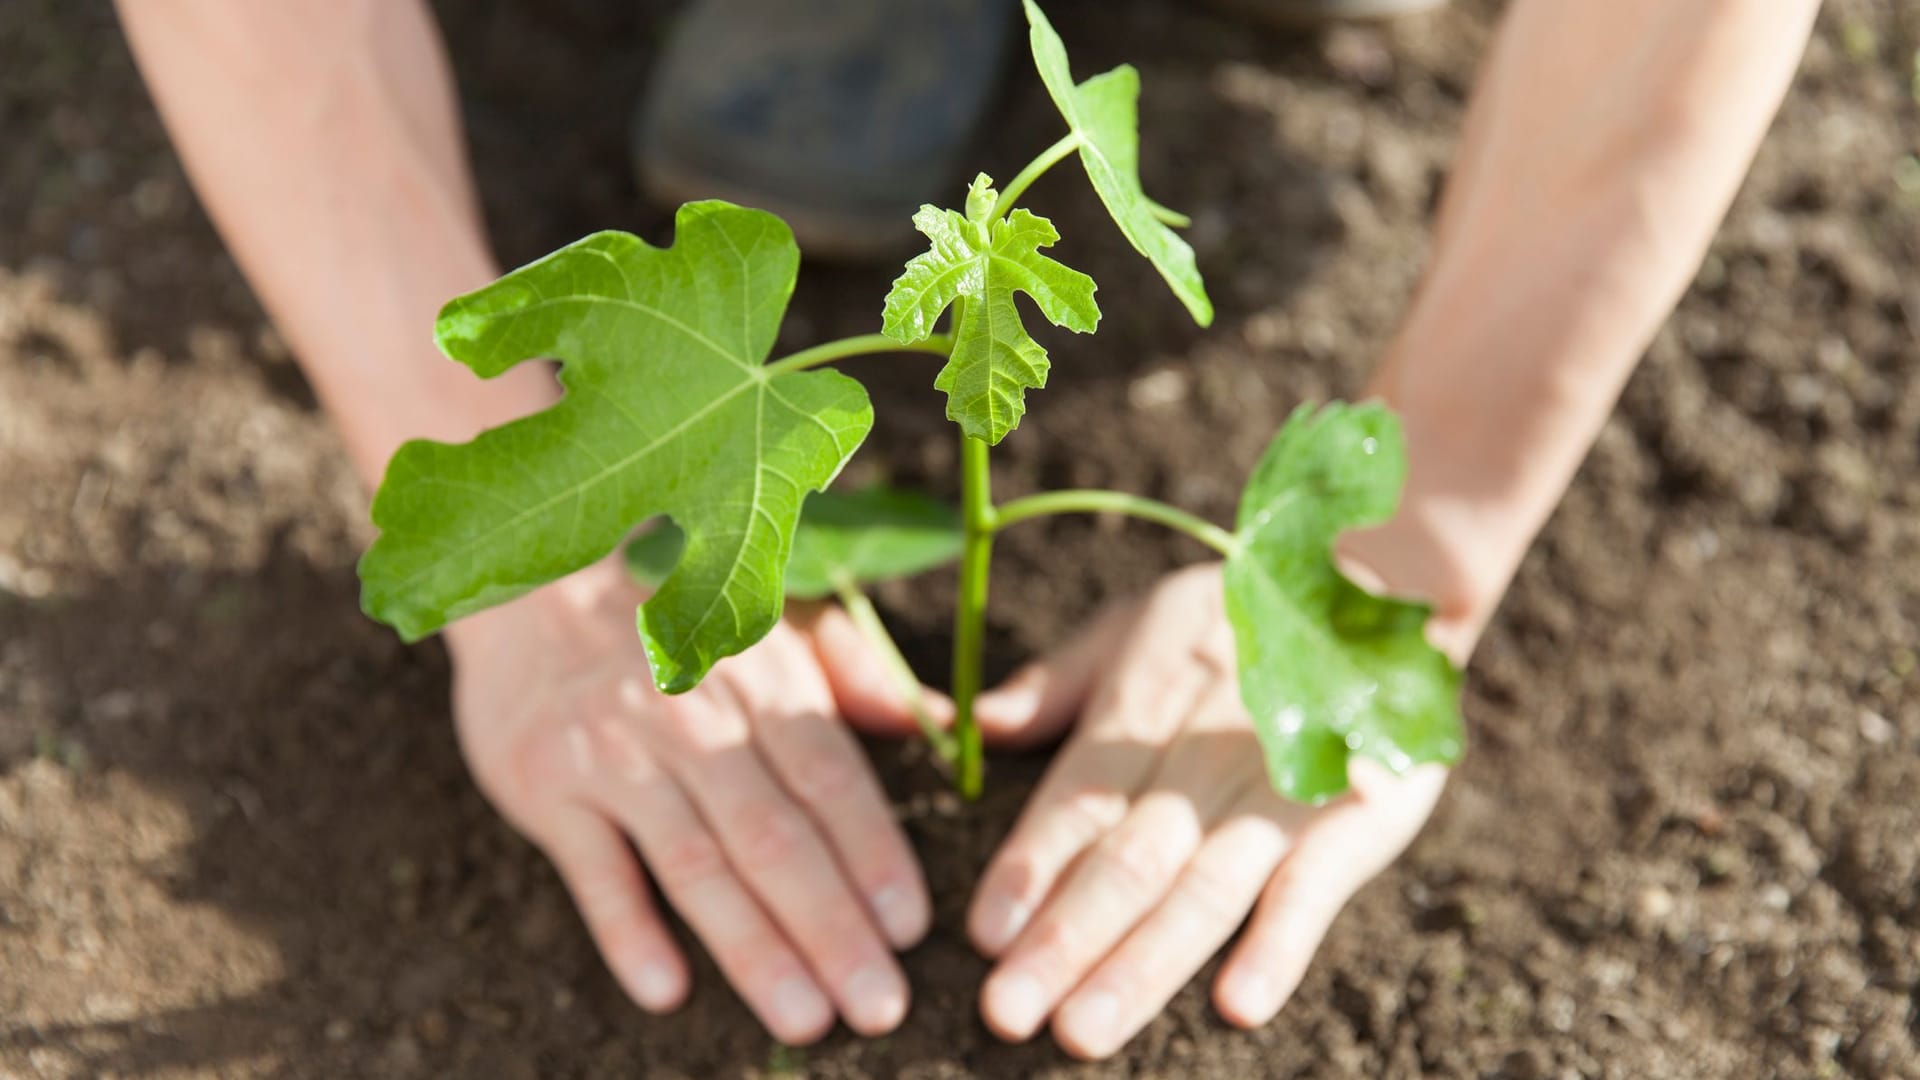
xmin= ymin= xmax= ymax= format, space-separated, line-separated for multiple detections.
xmin=831 ymin=575 xmax=959 ymax=765
xmin=991 ymin=132 xmax=1084 ymax=219
xmin=762 ymin=332 xmax=953 ymax=377
xmin=993 ymin=489 xmax=1239 ymax=556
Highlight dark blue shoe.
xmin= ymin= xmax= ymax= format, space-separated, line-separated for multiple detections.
xmin=636 ymin=0 xmax=1019 ymax=260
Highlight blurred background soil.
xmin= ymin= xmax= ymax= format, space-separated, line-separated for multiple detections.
xmin=1 ymin=1 xmax=1917 ymax=1076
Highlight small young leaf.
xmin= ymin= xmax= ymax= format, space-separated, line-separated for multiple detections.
xmin=1023 ymin=0 xmax=1213 ymax=327
xmin=358 ymin=202 xmax=872 ymax=693
xmin=625 ymin=487 xmax=965 ymax=601
xmin=1222 ymin=402 xmax=1463 ymax=803
xmin=882 ymin=175 xmax=1099 ymax=444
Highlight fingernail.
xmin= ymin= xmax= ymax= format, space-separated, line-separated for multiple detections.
xmin=628 ymin=960 xmax=683 ymax=1012
xmin=1057 ymin=989 xmax=1121 ymax=1055
xmin=971 ymin=894 xmax=1031 ymax=954
xmin=984 ymin=970 xmax=1049 ymax=1040
xmin=871 ymin=885 xmax=927 ymax=947
xmin=770 ymin=975 xmax=832 ymax=1040
xmin=842 ymin=965 xmax=909 ymax=1034
xmin=1221 ymin=969 xmax=1277 ymax=1024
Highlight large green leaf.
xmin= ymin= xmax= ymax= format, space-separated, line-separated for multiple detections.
xmin=1222 ymin=402 xmax=1463 ymax=803
xmin=358 ymin=202 xmax=872 ymax=693
xmin=882 ymin=174 xmax=1099 ymax=444
xmin=625 ymin=486 xmax=965 ymax=600
xmin=1023 ymin=0 xmax=1212 ymax=327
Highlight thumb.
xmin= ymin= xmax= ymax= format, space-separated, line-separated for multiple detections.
xmin=973 ymin=598 xmax=1141 ymax=747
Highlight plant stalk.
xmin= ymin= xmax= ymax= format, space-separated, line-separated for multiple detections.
xmin=950 ymin=432 xmax=995 ymax=800
xmin=992 ymin=133 xmax=1083 ymax=219
xmin=993 ymin=489 xmax=1240 ymax=556
xmin=763 ymin=332 xmax=952 ymax=377
xmin=832 ymin=577 xmax=958 ymax=764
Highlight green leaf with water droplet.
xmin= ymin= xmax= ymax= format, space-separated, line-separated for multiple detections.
xmin=882 ymin=174 xmax=1099 ymax=444
xmin=358 ymin=202 xmax=872 ymax=693
xmin=1024 ymin=0 xmax=1212 ymax=327
xmin=625 ymin=486 xmax=964 ymax=600
xmin=1222 ymin=402 xmax=1463 ymax=803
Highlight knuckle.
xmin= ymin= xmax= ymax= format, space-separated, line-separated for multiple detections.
xmin=783 ymin=744 xmax=864 ymax=808
xmin=1100 ymin=832 xmax=1180 ymax=898
xmin=652 ymin=829 xmax=731 ymax=886
xmin=572 ymin=872 xmax=641 ymax=928
xmin=725 ymin=800 xmax=806 ymax=867
xmin=1172 ymin=859 xmax=1250 ymax=923
xmin=1058 ymin=785 xmax=1130 ymax=842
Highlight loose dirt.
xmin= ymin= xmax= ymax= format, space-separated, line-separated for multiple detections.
xmin=3 ymin=1 xmax=1916 ymax=1076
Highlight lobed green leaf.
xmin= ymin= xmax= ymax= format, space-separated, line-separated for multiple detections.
xmin=358 ymin=202 xmax=872 ymax=693
xmin=1023 ymin=0 xmax=1213 ymax=327
xmin=1222 ymin=402 xmax=1464 ymax=803
xmin=882 ymin=174 xmax=1099 ymax=444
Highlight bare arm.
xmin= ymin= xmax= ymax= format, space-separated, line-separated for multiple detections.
xmin=116 ymin=2 xmax=930 ymax=1042
xmin=115 ymin=0 xmax=555 ymax=486
xmin=969 ymin=0 xmax=1824 ymax=1058
xmin=1347 ymin=0 xmax=1823 ymax=649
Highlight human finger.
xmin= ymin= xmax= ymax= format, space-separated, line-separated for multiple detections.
xmin=584 ymin=712 xmax=839 ymax=1044
xmin=536 ymin=800 xmax=690 ymax=1014
xmin=731 ymin=633 xmax=932 ymax=949
xmin=663 ymin=680 xmax=911 ymax=1036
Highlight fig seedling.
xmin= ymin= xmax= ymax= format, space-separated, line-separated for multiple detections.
xmin=359 ymin=2 xmax=1463 ymax=802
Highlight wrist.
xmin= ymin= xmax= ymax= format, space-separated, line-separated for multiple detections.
xmin=1340 ymin=340 xmax=1576 ymax=662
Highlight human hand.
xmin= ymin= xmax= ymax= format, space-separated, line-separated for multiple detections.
xmin=966 ymin=564 xmax=1456 ymax=1060
xmin=443 ymin=558 xmax=932 ymax=1044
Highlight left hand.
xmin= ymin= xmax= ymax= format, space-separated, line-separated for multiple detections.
xmin=966 ymin=564 xmax=1452 ymax=1060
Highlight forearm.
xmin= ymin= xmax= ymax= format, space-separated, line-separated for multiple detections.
xmin=116 ymin=0 xmax=555 ymax=486
xmin=1346 ymin=0 xmax=1820 ymax=650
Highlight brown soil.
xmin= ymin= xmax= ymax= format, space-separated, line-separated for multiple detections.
xmin=4 ymin=1 xmax=1918 ymax=1077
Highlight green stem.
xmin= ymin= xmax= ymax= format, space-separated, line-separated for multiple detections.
xmin=833 ymin=577 xmax=958 ymax=765
xmin=992 ymin=133 xmax=1083 ymax=219
xmin=993 ymin=489 xmax=1240 ymax=556
xmin=950 ymin=432 xmax=995 ymax=800
xmin=763 ymin=332 xmax=952 ymax=377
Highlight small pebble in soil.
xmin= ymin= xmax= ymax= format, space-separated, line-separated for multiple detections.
xmin=1857 ymin=709 xmax=1893 ymax=744
xmin=1128 ymin=368 xmax=1189 ymax=410
xmin=1633 ymin=885 xmax=1675 ymax=923
xmin=1700 ymin=846 xmax=1744 ymax=882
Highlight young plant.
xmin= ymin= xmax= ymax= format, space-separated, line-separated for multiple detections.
xmin=358 ymin=2 xmax=1463 ymax=803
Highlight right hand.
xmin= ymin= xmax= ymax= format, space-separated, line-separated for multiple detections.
xmin=443 ymin=558 xmax=933 ymax=1044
